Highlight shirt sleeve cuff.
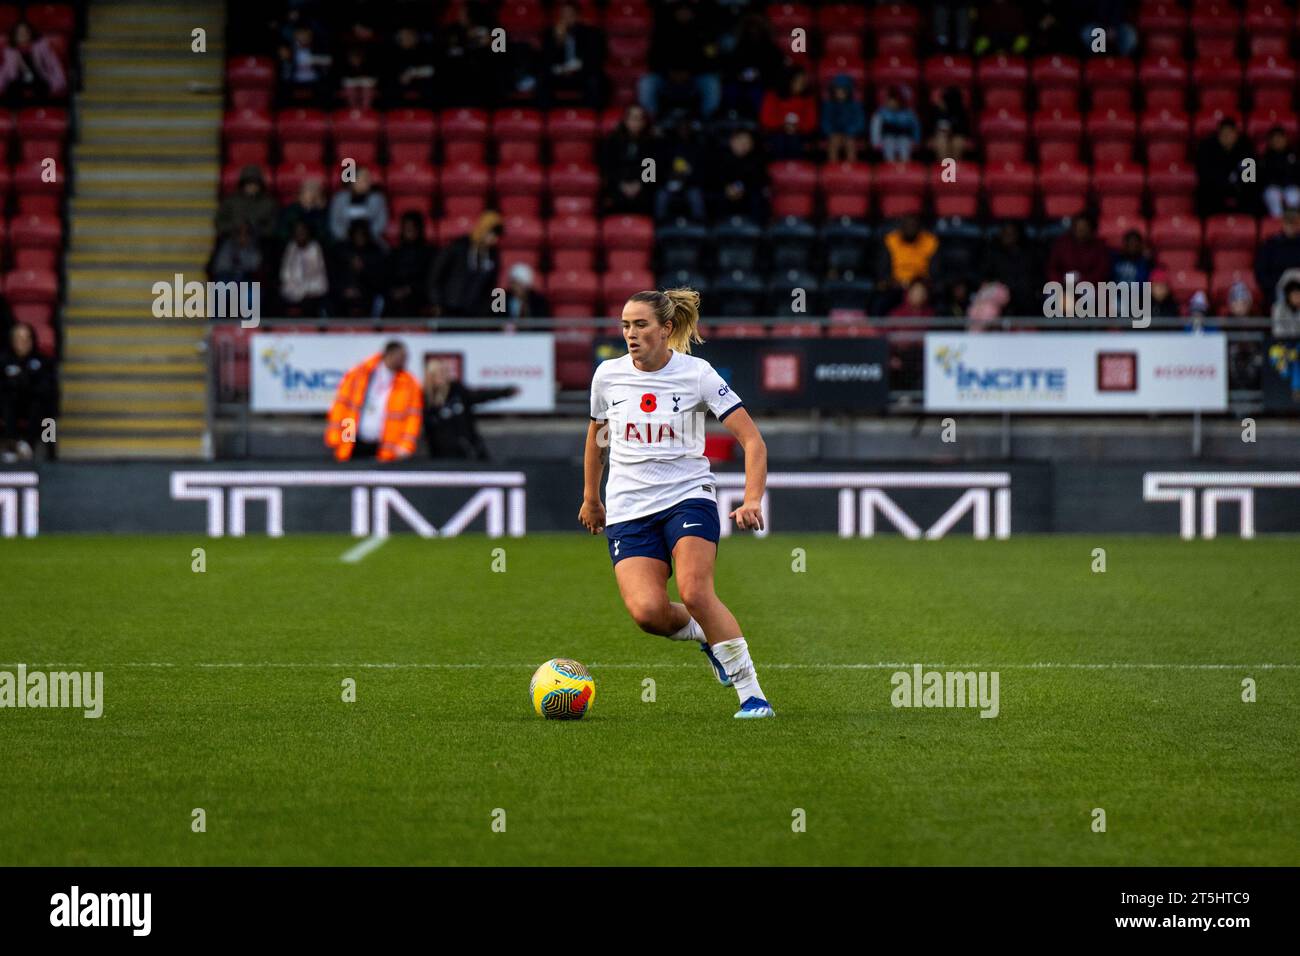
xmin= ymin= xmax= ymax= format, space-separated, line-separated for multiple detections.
xmin=718 ymin=401 xmax=745 ymax=421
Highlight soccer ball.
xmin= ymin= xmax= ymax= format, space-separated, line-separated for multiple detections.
xmin=530 ymin=658 xmax=596 ymax=720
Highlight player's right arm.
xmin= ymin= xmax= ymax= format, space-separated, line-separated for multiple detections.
xmin=579 ymin=368 xmax=608 ymax=534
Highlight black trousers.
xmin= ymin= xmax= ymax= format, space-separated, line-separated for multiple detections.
xmin=350 ymin=440 xmax=379 ymax=460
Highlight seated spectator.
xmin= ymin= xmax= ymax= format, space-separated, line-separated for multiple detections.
xmin=332 ymin=220 xmax=385 ymax=317
xmin=503 ymin=263 xmax=549 ymax=320
xmin=722 ymin=12 xmax=783 ymax=118
xmin=1260 ymin=127 xmax=1300 ymax=219
xmin=982 ymin=221 xmax=1042 ymax=315
xmin=0 ymin=322 xmax=55 ymax=462
xmin=384 ymin=211 xmax=432 ymax=317
xmin=328 ymin=168 xmax=389 ymax=248
xmin=759 ymin=68 xmax=816 ymax=160
xmin=386 ymin=25 xmax=436 ymax=107
xmin=279 ymin=220 xmax=329 ymax=316
xmin=437 ymin=1 xmax=498 ymax=107
xmin=210 ymin=220 xmax=264 ymax=284
xmin=423 ymin=358 xmax=520 ymax=460
xmin=540 ymin=2 xmax=604 ymax=108
xmin=1271 ymin=269 xmax=1300 ymax=337
xmin=941 ymin=278 xmax=974 ymax=318
xmin=890 ymin=279 xmax=936 ymax=318
xmin=822 ymin=74 xmax=866 ymax=164
xmin=876 ymin=215 xmax=939 ymax=313
xmin=1196 ymin=119 xmax=1255 ymax=216
xmin=0 ymin=21 xmax=67 ymax=104
xmin=1080 ymin=1 xmax=1136 ymax=56
xmin=639 ymin=0 xmax=722 ymax=119
xmin=1046 ymin=215 xmax=1110 ymax=286
xmin=217 ymin=166 xmax=277 ymax=241
xmin=967 ymin=281 xmax=1011 ymax=330
xmin=710 ymin=128 xmax=768 ymax=221
xmin=973 ymin=0 xmax=1029 ymax=56
xmin=427 ymin=210 xmax=502 ymax=317
xmin=927 ymin=87 xmax=971 ymax=161
xmin=601 ymin=105 xmax=655 ymax=213
xmin=870 ymin=88 xmax=922 ymax=163
xmin=933 ymin=2 xmax=974 ymax=52
xmin=654 ymin=113 xmax=707 ymax=221
xmin=276 ymin=178 xmax=329 ymax=244
xmin=1225 ymin=281 xmax=1258 ymax=320
xmin=1149 ymin=269 xmax=1181 ymax=319
xmin=1110 ymin=229 xmax=1153 ymax=285
xmin=278 ymin=24 xmax=332 ymax=106
xmin=338 ymin=38 xmax=379 ymax=109
xmin=1255 ymin=207 xmax=1300 ymax=298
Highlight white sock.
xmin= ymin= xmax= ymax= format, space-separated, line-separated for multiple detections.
xmin=667 ymin=616 xmax=706 ymax=643
xmin=710 ymin=637 xmax=765 ymax=702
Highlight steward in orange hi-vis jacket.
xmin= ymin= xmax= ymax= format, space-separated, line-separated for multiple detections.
xmin=325 ymin=341 xmax=423 ymax=462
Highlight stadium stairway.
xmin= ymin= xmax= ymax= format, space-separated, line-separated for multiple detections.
xmin=60 ymin=0 xmax=225 ymax=459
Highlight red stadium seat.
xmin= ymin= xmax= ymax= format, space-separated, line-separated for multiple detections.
xmin=600 ymin=215 xmax=654 ymax=250
xmin=223 ymin=108 xmax=271 ymax=142
xmin=1039 ymin=160 xmax=1089 ymax=218
xmin=1148 ymin=161 xmax=1197 ymax=216
xmin=271 ymin=162 xmax=321 ymax=202
xmin=1033 ymin=107 xmax=1082 ymax=145
xmin=1248 ymin=108 xmax=1299 ymax=141
xmin=984 ymin=161 xmax=1035 ymax=219
xmin=492 ymin=108 xmax=544 ymax=142
xmin=817 ymin=3 xmax=869 ymax=33
xmin=1091 ymin=140 xmax=1132 ymax=164
xmin=547 ymin=108 xmax=598 ymax=142
xmin=1140 ymin=108 xmax=1190 ymax=144
xmin=1084 ymin=57 xmax=1136 ymax=93
xmin=335 ymin=139 xmax=379 ymax=167
xmin=227 ymin=56 xmax=274 ymax=90
xmin=276 ymin=108 xmax=328 ymax=141
xmin=1205 ymin=214 xmax=1258 ymax=251
xmin=385 ymin=108 xmax=436 ymax=143
xmin=547 ymin=162 xmax=600 ymax=198
xmin=440 ymin=108 xmax=490 ymax=142
xmin=1138 ymin=56 xmax=1189 ymax=91
xmin=871 ymin=55 xmax=920 ymax=95
xmin=1085 ymin=107 xmax=1137 ymax=145
xmin=1151 ymin=215 xmax=1204 ymax=253
xmin=1092 ymin=160 xmax=1145 ymax=217
xmin=820 ymin=162 xmax=872 ymax=217
xmin=547 ymin=269 xmax=601 ymax=310
xmin=600 ymin=269 xmax=655 ymax=311
xmin=386 ymin=161 xmax=436 ymax=197
xmin=924 ymin=55 xmax=973 ymax=90
xmin=1037 ymin=87 xmax=1078 ymax=112
xmin=1098 ymin=214 xmax=1148 ymax=248
xmin=436 ymin=215 xmax=479 ymax=244
xmin=9 ymin=213 xmax=61 ymax=249
xmin=492 ymin=161 xmax=544 ymax=199
xmin=3 ymin=269 xmax=58 ymax=304
xmin=440 ymin=160 xmax=490 ymax=196
xmin=875 ymin=162 xmax=926 ymax=217
xmin=1032 ymin=54 xmax=1080 ymax=90
xmin=930 ymin=161 xmax=980 ymax=218
xmin=1168 ymin=268 xmax=1209 ymax=302
xmin=977 ymin=107 xmax=1028 ymax=146
xmin=977 ymin=54 xmax=1028 ymax=90
xmin=1038 ymin=140 xmax=1079 ymax=163
xmin=770 ymin=160 xmax=817 ymax=217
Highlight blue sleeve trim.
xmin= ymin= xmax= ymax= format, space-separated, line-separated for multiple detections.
xmin=718 ymin=401 xmax=745 ymax=422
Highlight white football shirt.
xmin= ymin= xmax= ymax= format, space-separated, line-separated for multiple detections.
xmin=590 ymin=349 xmax=744 ymax=524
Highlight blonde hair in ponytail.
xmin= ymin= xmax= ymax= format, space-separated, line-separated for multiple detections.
xmin=626 ymin=287 xmax=704 ymax=354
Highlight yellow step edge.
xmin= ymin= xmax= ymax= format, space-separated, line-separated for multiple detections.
xmin=65 ymin=325 xmax=205 ymax=338
xmin=62 ymin=361 xmax=205 ymax=375
xmin=65 ymin=398 xmax=207 ymax=413
xmin=63 ymin=380 xmax=205 ymax=395
xmin=58 ymin=436 xmax=205 ymax=451
xmin=65 ymin=343 xmax=202 ymax=357
xmin=61 ymin=416 xmax=206 ymax=431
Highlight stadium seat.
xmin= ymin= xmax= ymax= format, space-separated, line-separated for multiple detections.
xmin=713 ymin=218 xmax=763 ymax=273
xmin=656 ymin=220 xmax=709 ymax=273
xmin=1039 ymin=161 xmax=1089 ymax=219
xmin=711 ymin=271 xmax=766 ymax=316
xmin=874 ymin=162 xmax=926 ymax=217
xmin=767 ymin=217 xmax=818 ymax=272
xmin=1092 ymin=161 xmax=1145 ymax=218
xmin=930 ymin=161 xmax=980 ymax=218
xmin=820 ymin=219 xmax=873 ymax=276
xmin=984 ymin=161 xmax=1036 ymax=219
xmin=440 ymin=108 xmax=490 ymax=142
xmin=769 ymin=161 xmax=818 ymax=219
xmin=1205 ymin=215 xmax=1258 ymax=252
xmin=1151 ymin=215 xmax=1205 ymax=255
xmin=1148 ymin=160 xmax=1197 ymax=216
xmin=819 ymin=162 xmax=871 ymax=218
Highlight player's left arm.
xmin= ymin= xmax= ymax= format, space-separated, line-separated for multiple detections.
xmin=721 ymin=407 xmax=766 ymax=531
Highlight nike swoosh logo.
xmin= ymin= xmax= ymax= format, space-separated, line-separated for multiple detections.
xmin=683 ymin=522 xmax=701 ymax=528
xmin=611 ymin=399 xmax=626 ymax=406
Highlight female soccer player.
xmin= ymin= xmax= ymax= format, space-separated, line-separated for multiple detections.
xmin=578 ymin=289 xmax=774 ymax=718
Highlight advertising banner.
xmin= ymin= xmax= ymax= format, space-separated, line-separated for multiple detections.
xmin=251 ymin=333 xmax=555 ymax=412
xmin=924 ymin=333 xmax=1227 ymax=412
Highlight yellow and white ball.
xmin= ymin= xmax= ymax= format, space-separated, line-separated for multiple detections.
xmin=530 ymin=658 xmax=596 ymax=719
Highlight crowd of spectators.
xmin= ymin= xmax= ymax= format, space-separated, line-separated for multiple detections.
xmin=217 ymin=0 xmax=1300 ymax=334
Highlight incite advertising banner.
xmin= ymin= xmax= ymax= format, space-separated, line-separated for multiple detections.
xmin=251 ymin=333 xmax=556 ymax=412
xmin=594 ymin=338 xmax=889 ymax=411
xmin=924 ymin=333 xmax=1228 ymax=412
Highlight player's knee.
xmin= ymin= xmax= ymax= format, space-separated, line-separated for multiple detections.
xmin=678 ymin=580 xmax=714 ymax=616
xmin=627 ymin=599 xmax=670 ymax=634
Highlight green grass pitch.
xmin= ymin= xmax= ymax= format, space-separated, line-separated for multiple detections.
xmin=0 ymin=534 xmax=1296 ymax=866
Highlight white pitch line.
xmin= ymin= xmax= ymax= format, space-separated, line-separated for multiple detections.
xmin=340 ymin=536 xmax=388 ymax=564
xmin=2 ymin=662 xmax=1298 ymax=670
